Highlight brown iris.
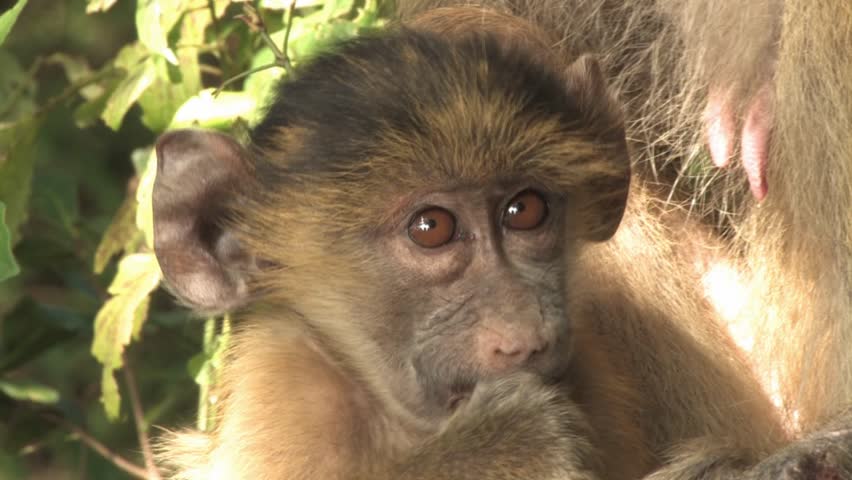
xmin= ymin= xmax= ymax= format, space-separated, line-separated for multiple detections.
xmin=408 ymin=207 xmax=456 ymax=248
xmin=504 ymin=190 xmax=548 ymax=230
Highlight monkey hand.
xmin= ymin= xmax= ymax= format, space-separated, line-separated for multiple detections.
xmin=704 ymin=85 xmax=773 ymax=201
xmin=394 ymin=372 xmax=601 ymax=480
xmin=747 ymin=426 xmax=852 ymax=480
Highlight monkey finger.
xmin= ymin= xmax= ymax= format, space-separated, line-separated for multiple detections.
xmin=749 ymin=431 xmax=852 ymax=480
xmin=703 ymin=88 xmax=736 ymax=168
xmin=741 ymin=86 xmax=773 ymax=202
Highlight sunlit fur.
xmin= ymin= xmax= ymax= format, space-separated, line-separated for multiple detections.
xmin=157 ymin=1 xmax=852 ymax=479
xmin=404 ymin=0 xmax=852 ymax=436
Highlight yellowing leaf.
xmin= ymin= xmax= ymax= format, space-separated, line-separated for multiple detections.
xmin=135 ymin=149 xmax=157 ymax=249
xmin=100 ymin=369 xmax=121 ymax=420
xmin=94 ymin=194 xmax=141 ymax=274
xmin=91 ymin=253 xmax=161 ymax=420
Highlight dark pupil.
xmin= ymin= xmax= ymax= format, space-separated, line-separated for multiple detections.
xmin=508 ymin=202 xmax=525 ymax=216
xmin=418 ymin=218 xmax=437 ymax=231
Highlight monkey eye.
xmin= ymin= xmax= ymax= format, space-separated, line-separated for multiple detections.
xmin=504 ymin=190 xmax=548 ymax=230
xmin=408 ymin=207 xmax=456 ymax=248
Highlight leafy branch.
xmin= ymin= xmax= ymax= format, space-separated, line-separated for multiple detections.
xmin=216 ymin=0 xmax=297 ymax=94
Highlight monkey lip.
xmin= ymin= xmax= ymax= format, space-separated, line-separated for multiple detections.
xmin=447 ymin=393 xmax=469 ymax=411
xmin=446 ymin=381 xmax=475 ymax=411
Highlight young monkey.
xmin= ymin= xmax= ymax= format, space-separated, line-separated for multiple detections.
xmin=152 ymin=6 xmax=821 ymax=480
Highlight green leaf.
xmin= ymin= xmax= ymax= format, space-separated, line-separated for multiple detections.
xmin=0 ymin=450 xmax=25 ymax=479
xmin=136 ymin=0 xmax=182 ymax=65
xmin=0 ymin=378 xmax=59 ymax=404
xmin=354 ymin=0 xmax=385 ymax=28
xmin=0 ymin=299 xmax=84 ymax=374
xmin=0 ymin=202 xmax=20 ymax=282
xmin=243 ymin=48 xmax=285 ymax=104
xmin=170 ymin=89 xmax=258 ymax=130
xmin=187 ymin=352 xmax=208 ymax=385
xmin=31 ymin=168 xmax=80 ymax=237
xmin=91 ymin=253 xmax=161 ymax=420
xmin=72 ymin=86 xmax=112 ymax=128
xmin=260 ymin=0 xmax=323 ymax=8
xmin=44 ymin=53 xmax=103 ymax=100
xmin=101 ymin=57 xmax=156 ymax=131
xmin=0 ymin=0 xmax=28 ymax=47
xmin=320 ymin=0 xmax=356 ymax=20
xmin=0 ymin=50 xmax=36 ymax=122
xmin=86 ymin=0 xmax=118 ymax=13
xmin=244 ymin=15 xmax=363 ymax=103
xmin=285 ymin=15 xmax=359 ymax=59
xmin=137 ymin=6 xmax=209 ymax=133
xmin=0 ymin=118 xmax=38 ymax=245
xmin=93 ymin=194 xmax=141 ymax=274
xmin=137 ymin=57 xmax=189 ymax=133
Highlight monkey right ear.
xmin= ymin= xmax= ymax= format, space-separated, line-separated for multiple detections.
xmin=563 ymin=55 xmax=631 ymax=242
xmin=563 ymin=55 xmax=623 ymax=129
xmin=153 ymin=129 xmax=253 ymax=314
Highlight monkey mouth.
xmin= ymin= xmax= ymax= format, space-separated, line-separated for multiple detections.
xmin=446 ymin=392 xmax=469 ymax=411
xmin=446 ymin=381 xmax=475 ymax=411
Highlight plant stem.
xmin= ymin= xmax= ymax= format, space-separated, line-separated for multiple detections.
xmin=123 ymin=353 xmax=162 ymax=480
xmin=43 ymin=413 xmax=149 ymax=480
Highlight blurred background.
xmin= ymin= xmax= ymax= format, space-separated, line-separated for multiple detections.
xmin=0 ymin=1 xmax=387 ymax=478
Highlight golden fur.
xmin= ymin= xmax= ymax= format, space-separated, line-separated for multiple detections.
xmin=156 ymin=1 xmax=852 ymax=478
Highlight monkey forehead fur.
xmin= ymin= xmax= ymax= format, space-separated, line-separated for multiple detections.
xmin=246 ymin=29 xmax=628 ymax=220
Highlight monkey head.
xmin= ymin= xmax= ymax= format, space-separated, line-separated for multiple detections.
xmin=153 ymin=29 xmax=630 ymax=421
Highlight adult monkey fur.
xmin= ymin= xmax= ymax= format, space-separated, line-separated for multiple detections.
xmin=151 ymin=1 xmax=852 ymax=480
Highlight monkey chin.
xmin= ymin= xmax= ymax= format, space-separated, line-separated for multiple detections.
xmin=444 ymin=369 xmax=568 ymax=413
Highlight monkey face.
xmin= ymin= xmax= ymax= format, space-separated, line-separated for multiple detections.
xmin=153 ymin=29 xmax=631 ymax=421
xmin=373 ymin=185 xmax=576 ymax=413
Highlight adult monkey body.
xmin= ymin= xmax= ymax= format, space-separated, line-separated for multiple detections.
xmin=152 ymin=1 xmax=852 ymax=480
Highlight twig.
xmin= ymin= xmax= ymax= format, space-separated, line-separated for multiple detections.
xmin=123 ymin=353 xmax=163 ymax=480
xmin=215 ymin=2 xmax=297 ymax=94
xmin=214 ymin=63 xmax=281 ymax=93
xmin=42 ymin=413 xmax=149 ymax=480
xmin=280 ymin=0 xmax=298 ymax=72
xmin=28 ymin=65 xmax=123 ymax=119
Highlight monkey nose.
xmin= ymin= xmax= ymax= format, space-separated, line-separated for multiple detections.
xmin=476 ymin=327 xmax=548 ymax=373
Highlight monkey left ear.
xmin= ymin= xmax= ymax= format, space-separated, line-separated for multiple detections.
xmin=564 ymin=55 xmax=631 ymax=242
xmin=153 ymin=129 xmax=254 ymax=314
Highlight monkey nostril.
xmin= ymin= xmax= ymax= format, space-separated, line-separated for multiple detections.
xmin=533 ymin=341 xmax=549 ymax=356
xmin=493 ymin=339 xmax=547 ymax=363
xmin=476 ymin=327 xmax=549 ymax=371
xmin=494 ymin=345 xmax=524 ymax=357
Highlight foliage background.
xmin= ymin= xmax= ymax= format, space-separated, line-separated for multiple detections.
xmin=0 ymin=1 xmax=387 ymax=478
